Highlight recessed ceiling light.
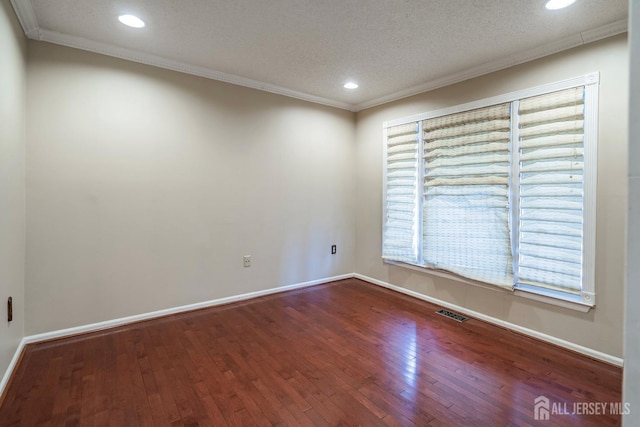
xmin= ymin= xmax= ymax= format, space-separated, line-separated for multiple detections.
xmin=344 ymin=82 xmax=359 ymax=89
xmin=545 ymin=0 xmax=576 ymax=10
xmin=118 ymin=14 xmax=145 ymax=28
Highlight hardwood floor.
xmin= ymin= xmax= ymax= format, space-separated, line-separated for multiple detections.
xmin=0 ymin=278 xmax=622 ymax=426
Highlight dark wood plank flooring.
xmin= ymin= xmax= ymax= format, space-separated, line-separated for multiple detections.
xmin=0 ymin=278 xmax=622 ymax=426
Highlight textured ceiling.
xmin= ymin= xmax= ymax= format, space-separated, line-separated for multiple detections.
xmin=10 ymin=0 xmax=628 ymax=111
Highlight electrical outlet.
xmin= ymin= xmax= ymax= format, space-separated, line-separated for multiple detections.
xmin=331 ymin=245 xmax=337 ymax=255
xmin=243 ymin=255 xmax=251 ymax=267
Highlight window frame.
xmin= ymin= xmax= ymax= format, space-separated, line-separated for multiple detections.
xmin=382 ymin=73 xmax=599 ymax=311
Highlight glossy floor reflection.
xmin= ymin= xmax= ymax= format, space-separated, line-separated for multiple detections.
xmin=0 ymin=278 xmax=622 ymax=426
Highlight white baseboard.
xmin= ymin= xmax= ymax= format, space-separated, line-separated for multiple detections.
xmin=23 ymin=274 xmax=354 ymax=345
xmin=0 ymin=338 xmax=26 ymax=403
xmin=0 ymin=273 xmax=354 ymax=399
xmin=355 ymin=273 xmax=624 ymax=367
xmin=1 ymin=271 xmax=622 ymax=401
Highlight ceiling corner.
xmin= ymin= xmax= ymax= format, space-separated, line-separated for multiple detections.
xmin=581 ymin=19 xmax=628 ymax=43
xmin=36 ymin=28 xmax=355 ymax=112
xmin=10 ymin=0 xmax=40 ymax=39
xmin=352 ymin=19 xmax=628 ymax=113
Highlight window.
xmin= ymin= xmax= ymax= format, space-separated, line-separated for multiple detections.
xmin=382 ymin=73 xmax=598 ymax=309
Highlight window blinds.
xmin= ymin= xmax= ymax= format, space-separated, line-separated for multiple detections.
xmin=422 ymin=104 xmax=513 ymax=288
xmin=517 ymin=87 xmax=585 ymax=294
xmin=381 ymin=75 xmax=597 ymax=303
xmin=383 ymin=122 xmax=420 ymax=263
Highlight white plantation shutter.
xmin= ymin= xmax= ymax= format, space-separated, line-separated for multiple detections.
xmin=422 ymin=104 xmax=513 ymax=288
xmin=516 ymin=87 xmax=585 ymax=294
xmin=383 ymin=122 xmax=420 ymax=263
xmin=381 ymin=74 xmax=597 ymax=305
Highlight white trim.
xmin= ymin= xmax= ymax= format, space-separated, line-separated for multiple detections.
xmin=8 ymin=0 xmax=626 ymax=112
xmin=0 ymin=338 xmax=26 ymax=401
xmin=384 ymin=259 xmax=504 ymax=293
xmin=22 ymin=274 xmax=353 ymax=345
xmin=0 ymin=272 xmax=621 ymax=400
xmin=0 ymin=274 xmax=353 ymax=399
xmin=514 ymin=285 xmax=591 ymax=312
xmin=384 ymin=72 xmax=599 ymax=128
xmin=510 ymin=100 xmax=522 ymax=286
xmin=9 ymin=0 xmax=39 ymax=39
xmin=355 ymin=273 xmax=622 ymax=367
xmin=381 ymin=125 xmax=390 ymax=260
xmin=387 ymin=259 xmax=591 ymax=311
xmin=383 ymin=73 xmax=599 ymax=309
xmin=416 ymin=120 xmax=425 ymax=263
xmin=37 ymin=29 xmax=353 ymax=111
xmin=356 ymin=20 xmax=626 ymax=112
xmin=582 ymin=75 xmax=600 ymax=306
xmin=580 ymin=19 xmax=630 ymax=44
xmin=30 ymin=28 xmax=353 ymax=112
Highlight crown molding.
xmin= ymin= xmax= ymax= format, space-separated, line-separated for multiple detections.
xmin=37 ymin=29 xmax=354 ymax=111
xmin=9 ymin=0 xmax=39 ymax=39
xmin=8 ymin=0 xmax=628 ymax=113
xmin=581 ymin=18 xmax=629 ymax=43
xmin=353 ymin=19 xmax=628 ymax=112
xmin=8 ymin=0 xmax=351 ymax=111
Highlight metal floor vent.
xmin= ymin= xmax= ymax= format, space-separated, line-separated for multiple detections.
xmin=436 ymin=309 xmax=469 ymax=323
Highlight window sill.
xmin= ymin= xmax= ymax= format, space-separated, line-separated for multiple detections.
xmin=384 ymin=259 xmax=594 ymax=313
xmin=384 ymin=259 xmax=506 ymax=292
xmin=514 ymin=284 xmax=593 ymax=313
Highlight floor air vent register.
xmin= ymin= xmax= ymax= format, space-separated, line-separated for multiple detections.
xmin=436 ymin=309 xmax=469 ymax=323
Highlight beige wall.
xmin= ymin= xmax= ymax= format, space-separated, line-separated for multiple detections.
xmin=0 ymin=0 xmax=26 ymax=378
xmin=355 ymin=34 xmax=628 ymax=358
xmin=11 ymin=18 xmax=631 ymax=361
xmin=25 ymin=42 xmax=356 ymax=335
